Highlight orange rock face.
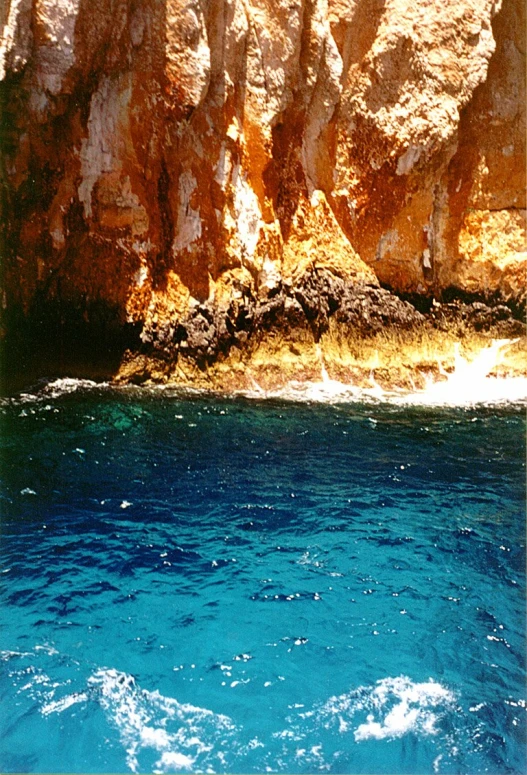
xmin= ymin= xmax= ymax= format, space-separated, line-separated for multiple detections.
xmin=0 ymin=0 xmax=525 ymax=372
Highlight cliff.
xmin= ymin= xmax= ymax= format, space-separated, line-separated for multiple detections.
xmin=1 ymin=0 xmax=525 ymax=390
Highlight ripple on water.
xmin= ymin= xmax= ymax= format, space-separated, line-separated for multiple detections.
xmin=0 ymin=387 xmax=524 ymax=774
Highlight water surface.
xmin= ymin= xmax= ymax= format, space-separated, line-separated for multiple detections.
xmin=0 ymin=383 xmax=525 ymax=773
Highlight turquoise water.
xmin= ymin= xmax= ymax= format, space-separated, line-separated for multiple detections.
xmin=0 ymin=383 xmax=525 ymax=774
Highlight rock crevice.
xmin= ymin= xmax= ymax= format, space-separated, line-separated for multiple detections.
xmin=0 ymin=0 xmax=525 ymax=388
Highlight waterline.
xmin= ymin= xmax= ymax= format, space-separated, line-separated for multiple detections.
xmin=2 ymin=339 xmax=525 ymax=408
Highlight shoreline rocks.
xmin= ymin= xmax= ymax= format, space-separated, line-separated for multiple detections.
xmin=0 ymin=0 xmax=524 ymax=392
xmin=2 ymin=268 xmax=523 ymax=395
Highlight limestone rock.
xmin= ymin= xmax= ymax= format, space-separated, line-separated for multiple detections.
xmin=0 ymin=0 xmax=524 ymax=376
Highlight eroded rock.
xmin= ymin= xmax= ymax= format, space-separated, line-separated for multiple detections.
xmin=0 ymin=0 xmax=524 ymax=387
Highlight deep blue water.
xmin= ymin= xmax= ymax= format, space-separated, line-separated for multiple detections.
xmin=0 ymin=383 xmax=525 ymax=774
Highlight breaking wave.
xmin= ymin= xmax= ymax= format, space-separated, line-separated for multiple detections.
xmin=242 ymin=339 xmax=527 ymax=406
xmin=4 ymin=642 xmax=522 ymax=774
xmin=319 ymin=676 xmax=457 ymax=742
xmin=41 ymin=667 xmax=236 ymax=774
xmin=87 ymin=668 xmax=236 ymax=773
xmin=2 ymin=339 xmax=525 ymax=407
xmin=268 ymin=675 xmax=461 ymax=771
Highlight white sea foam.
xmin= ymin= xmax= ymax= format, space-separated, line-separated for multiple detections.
xmin=0 ymin=649 xmax=35 ymax=664
xmin=87 ymin=668 xmax=235 ymax=773
xmin=393 ymin=340 xmax=527 ymax=407
xmin=41 ymin=692 xmax=88 ymax=716
xmin=240 ymin=339 xmax=527 ymax=407
xmin=5 ymin=339 xmax=525 ymax=408
xmin=43 ymin=377 xmax=105 ymax=397
xmin=277 ymin=674 xmax=457 ymax=764
xmin=157 ymin=751 xmax=194 ymax=770
xmin=351 ymin=676 xmax=456 ymax=741
xmin=5 ymin=652 xmax=486 ymax=772
xmin=10 ymin=377 xmax=107 ymax=404
xmin=268 ymin=674 xmax=461 ymax=773
xmin=7 ymin=653 xmax=233 ymax=771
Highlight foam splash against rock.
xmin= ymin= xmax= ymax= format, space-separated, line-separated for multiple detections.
xmin=3 ymin=337 xmax=525 ymax=408
xmin=241 ymin=339 xmax=527 ymax=406
xmin=9 ymin=378 xmax=105 ymax=404
xmin=393 ymin=339 xmax=527 ymax=406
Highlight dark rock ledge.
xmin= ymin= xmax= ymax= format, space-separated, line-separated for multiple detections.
xmin=137 ymin=269 xmax=524 ymax=371
xmin=1 ymin=268 xmax=524 ymax=392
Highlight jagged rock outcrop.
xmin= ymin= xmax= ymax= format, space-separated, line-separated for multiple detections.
xmin=0 ymin=0 xmax=525 ymax=387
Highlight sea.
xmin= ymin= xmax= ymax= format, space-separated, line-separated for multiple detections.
xmin=0 ymin=347 xmax=526 ymax=774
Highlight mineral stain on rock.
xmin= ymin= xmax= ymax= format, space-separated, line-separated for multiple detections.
xmin=0 ymin=0 xmax=525 ymax=390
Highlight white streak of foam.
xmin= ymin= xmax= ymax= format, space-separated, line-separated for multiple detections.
xmin=41 ymin=692 xmax=88 ymax=716
xmin=0 ymin=649 xmax=33 ymax=661
xmin=16 ymin=378 xmax=105 ymax=403
xmin=87 ymin=668 xmax=235 ymax=773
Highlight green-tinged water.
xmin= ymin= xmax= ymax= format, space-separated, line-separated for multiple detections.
xmin=0 ymin=382 xmax=525 ymax=773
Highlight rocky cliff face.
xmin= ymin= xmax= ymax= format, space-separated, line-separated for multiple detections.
xmin=1 ymin=0 xmax=525 ymax=388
